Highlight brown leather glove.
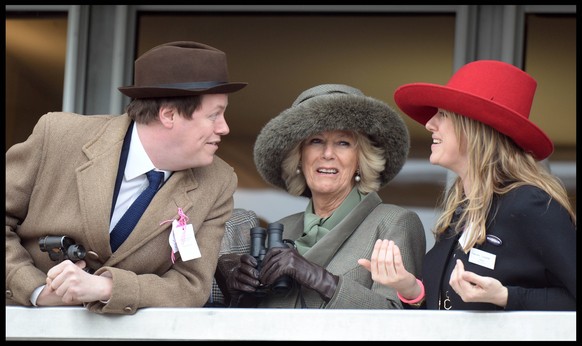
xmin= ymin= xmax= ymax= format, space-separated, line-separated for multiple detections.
xmin=259 ymin=247 xmax=339 ymax=302
xmin=215 ymin=253 xmax=261 ymax=307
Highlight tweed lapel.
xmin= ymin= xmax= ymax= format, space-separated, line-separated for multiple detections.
xmin=107 ymin=169 xmax=198 ymax=264
xmin=303 ymin=192 xmax=382 ymax=267
xmin=76 ymin=115 xmax=130 ymax=259
xmin=75 ymin=115 xmax=199 ymax=265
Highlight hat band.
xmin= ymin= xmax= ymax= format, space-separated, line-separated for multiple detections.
xmin=150 ymin=81 xmax=227 ymax=89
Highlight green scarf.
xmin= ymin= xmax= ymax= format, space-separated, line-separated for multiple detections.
xmin=295 ymin=187 xmax=364 ymax=255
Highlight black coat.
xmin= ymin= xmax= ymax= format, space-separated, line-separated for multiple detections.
xmin=422 ymin=185 xmax=576 ymax=310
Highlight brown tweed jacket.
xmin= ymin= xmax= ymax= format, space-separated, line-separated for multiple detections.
xmin=5 ymin=112 xmax=236 ymax=314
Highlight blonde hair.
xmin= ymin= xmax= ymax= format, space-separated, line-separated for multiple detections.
xmin=281 ymin=131 xmax=385 ymax=197
xmin=434 ymin=111 xmax=576 ymax=252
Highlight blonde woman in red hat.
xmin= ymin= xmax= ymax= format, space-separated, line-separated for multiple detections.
xmin=359 ymin=60 xmax=576 ymax=310
xmin=6 ymin=41 xmax=247 ymax=314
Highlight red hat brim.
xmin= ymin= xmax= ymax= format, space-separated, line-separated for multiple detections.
xmin=394 ymin=83 xmax=553 ymax=161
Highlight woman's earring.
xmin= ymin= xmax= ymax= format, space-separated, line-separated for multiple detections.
xmin=296 ymin=166 xmax=301 ymax=175
xmin=355 ymin=170 xmax=361 ymax=182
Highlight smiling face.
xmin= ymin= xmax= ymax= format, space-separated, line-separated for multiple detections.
xmin=300 ymin=130 xmax=359 ymax=203
xmin=424 ymin=109 xmax=468 ymax=178
xmin=166 ymin=93 xmax=230 ymax=170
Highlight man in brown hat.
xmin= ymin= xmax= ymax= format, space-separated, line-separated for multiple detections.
xmin=5 ymin=41 xmax=247 ymax=314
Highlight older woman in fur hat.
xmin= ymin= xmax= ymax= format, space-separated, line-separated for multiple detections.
xmin=218 ymin=84 xmax=426 ymax=309
xmin=360 ymin=60 xmax=576 ymax=310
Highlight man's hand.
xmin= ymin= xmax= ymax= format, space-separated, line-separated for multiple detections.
xmin=38 ymin=260 xmax=112 ymax=306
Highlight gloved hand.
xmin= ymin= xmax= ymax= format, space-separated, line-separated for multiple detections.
xmin=215 ymin=253 xmax=261 ymax=307
xmin=259 ymin=247 xmax=339 ymax=302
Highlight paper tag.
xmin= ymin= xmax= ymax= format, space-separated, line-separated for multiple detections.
xmin=169 ymin=222 xmax=179 ymax=254
xmin=168 ymin=219 xmax=201 ymax=261
xmin=468 ymin=248 xmax=496 ymax=270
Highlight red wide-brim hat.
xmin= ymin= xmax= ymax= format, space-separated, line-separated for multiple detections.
xmin=394 ymin=60 xmax=553 ymax=161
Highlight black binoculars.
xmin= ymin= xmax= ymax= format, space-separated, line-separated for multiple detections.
xmin=39 ymin=235 xmax=87 ymax=263
xmin=250 ymin=222 xmax=294 ymax=296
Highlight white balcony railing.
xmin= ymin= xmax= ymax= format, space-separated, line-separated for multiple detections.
xmin=6 ymin=306 xmax=576 ymax=341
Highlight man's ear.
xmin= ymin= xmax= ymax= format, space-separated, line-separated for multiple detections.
xmin=159 ymin=106 xmax=175 ymax=128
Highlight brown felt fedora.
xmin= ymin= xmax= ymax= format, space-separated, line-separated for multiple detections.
xmin=118 ymin=41 xmax=247 ymax=99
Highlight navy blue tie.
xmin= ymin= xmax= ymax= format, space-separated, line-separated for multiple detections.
xmin=110 ymin=170 xmax=164 ymax=252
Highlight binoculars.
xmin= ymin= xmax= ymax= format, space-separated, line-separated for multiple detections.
xmin=250 ymin=222 xmax=293 ymax=296
xmin=39 ymin=235 xmax=87 ymax=263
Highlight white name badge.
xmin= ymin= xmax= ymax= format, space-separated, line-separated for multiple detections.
xmin=169 ymin=219 xmax=201 ymax=261
xmin=468 ymin=248 xmax=496 ymax=270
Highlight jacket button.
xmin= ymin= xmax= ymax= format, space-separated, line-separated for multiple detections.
xmin=124 ymin=306 xmax=133 ymax=312
xmin=6 ymin=289 xmax=13 ymax=297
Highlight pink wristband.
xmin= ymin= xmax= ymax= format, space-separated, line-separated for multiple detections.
xmin=397 ymin=278 xmax=425 ymax=304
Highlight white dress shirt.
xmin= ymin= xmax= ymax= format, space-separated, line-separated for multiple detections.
xmin=109 ymin=123 xmax=171 ymax=232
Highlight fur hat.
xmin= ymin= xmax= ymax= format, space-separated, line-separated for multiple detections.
xmin=118 ymin=41 xmax=247 ymax=99
xmin=394 ymin=60 xmax=553 ymax=160
xmin=253 ymin=84 xmax=409 ymax=195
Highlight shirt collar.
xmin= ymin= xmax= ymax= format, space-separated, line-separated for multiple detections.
xmin=125 ymin=123 xmax=171 ymax=181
